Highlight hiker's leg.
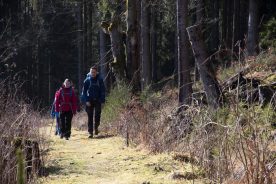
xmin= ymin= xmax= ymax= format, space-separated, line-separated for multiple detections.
xmin=65 ymin=111 xmax=73 ymax=138
xmin=60 ymin=112 xmax=66 ymax=137
xmin=86 ymin=103 xmax=94 ymax=135
xmin=56 ymin=116 xmax=60 ymax=135
xmin=94 ymin=101 xmax=102 ymax=132
xmin=57 ymin=116 xmax=61 ymax=134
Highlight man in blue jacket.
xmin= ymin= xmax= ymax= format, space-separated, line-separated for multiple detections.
xmin=82 ymin=66 xmax=106 ymax=138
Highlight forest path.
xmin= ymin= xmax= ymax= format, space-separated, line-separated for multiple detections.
xmin=39 ymin=126 xmax=202 ymax=184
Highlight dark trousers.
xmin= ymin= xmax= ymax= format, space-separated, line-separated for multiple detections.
xmin=86 ymin=100 xmax=102 ymax=135
xmin=60 ymin=111 xmax=73 ymax=138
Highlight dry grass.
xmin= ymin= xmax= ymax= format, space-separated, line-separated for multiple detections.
xmin=39 ymin=126 xmax=206 ymax=184
xmin=0 ymin=78 xmax=46 ymax=183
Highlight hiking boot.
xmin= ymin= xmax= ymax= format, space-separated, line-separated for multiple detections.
xmin=95 ymin=129 xmax=99 ymax=135
xmin=88 ymin=134 xmax=93 ymax=139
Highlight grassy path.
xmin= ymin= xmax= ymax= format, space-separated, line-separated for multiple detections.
xmin=39 ymin=127 xmax=203 ymax=184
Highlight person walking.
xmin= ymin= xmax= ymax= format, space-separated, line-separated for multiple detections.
xmin=51 ymin=90 xmax=61 ymax=135
xmin=55 ymin=79 xmax=78 ymax=140
xmin=82 ymin=66 xmax=105 ymax=138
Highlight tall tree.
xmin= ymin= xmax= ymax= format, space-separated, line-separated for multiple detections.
xmin=247 ymin=0 xmax=260 ymax=56
xmin=196 ymin=0 xmax=204 ymax=23
xmin=99 ymin=29 xmax=110 ymax=91
xmin=141 ymin=0 xmax=152 ymax=90
xmin=210 ymin=0 xmax=220 ymax=52
xmin=177 ymin=0 xmax=193 ymax=105
xmin=87 ymin=1 xmax=93 ymax=65
xmin=77 ymin=2 xmax=83 ymax=93
xmin=187 ymin=24 xmax=223 ymax=108
xmin=126 ymin=0 xmax=140 ymax=90
xmin=83 ymin=0 xmax=88 ymax=71
xmin=150 ymin=4 xmax=158 ymax=83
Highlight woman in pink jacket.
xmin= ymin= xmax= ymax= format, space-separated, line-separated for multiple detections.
xmin=55 ymin=79 xmax=78 ymax=140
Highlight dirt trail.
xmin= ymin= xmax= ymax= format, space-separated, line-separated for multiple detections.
xmin=39 ymin=127 xmax=203 ymax=184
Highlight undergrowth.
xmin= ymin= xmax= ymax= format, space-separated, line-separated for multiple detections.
xmin=104 ymin=49 xmax=276 ymax=183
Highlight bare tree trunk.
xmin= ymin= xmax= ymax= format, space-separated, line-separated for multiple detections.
xmin=109 ymin=20 xmax=126 ymax=80
xmin=177 ymin=0 xmax=193 ymax=105
xmin=226 ymin=0 xmax=233 ymax=49
xmin=196 ymin=0 xmax=204 ymax=23
xmin=247 ymin=0 xmax=260 ymax=56
xmin=77 ymin=2 xmax=83 ymax=92
xmin=194 ymin=0 xmax=205 ymax=82
xmin=187 ymin=24 xmax=223 ymax=108
xmin=100 ymin=3 xmax=126 ymax=81
xmin=141 ymin=0 xmax=151 ymax=90
xmin=151 ymin=4 xmax=157 ymax=83
xmin=83 ymin=0 xmax=87 ymax=71
xmin=126 ymin=0 xmax=140 ymax=91
xmin=87 ymin=1 xmax=92 ymax=66
xmin=210 ymin=0 xmax=219 ymax=52
xmin=221 ymin=0 xmax=227 ymax=46
xmin=99 ymin=29 xmax=110 ymax=91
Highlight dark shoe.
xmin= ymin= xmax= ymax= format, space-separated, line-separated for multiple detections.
xmin=88 ymin=134 xmax=93 ymax=139
xmin=95 ymin=129 xmax=99 ymax=135
xmin=65 ymin=137 xmax=69 ymax=140
xmin=60 ymin=134 xmax=64 ymax=139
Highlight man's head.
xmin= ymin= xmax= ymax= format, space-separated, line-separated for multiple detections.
xmin=63 ymin=78 xmax=71 ymax=88
xmin=90 ymin=66 xmax=98 ymax=78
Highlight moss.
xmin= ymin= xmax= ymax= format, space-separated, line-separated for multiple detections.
xmin=39 ymin=127 xmax=206 ymax=184
xmin=16 ymin=148 xmax=25 ymax=184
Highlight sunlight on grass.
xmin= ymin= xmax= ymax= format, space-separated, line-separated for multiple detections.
xmin=39 ymin=127 xmax=206 ymax=184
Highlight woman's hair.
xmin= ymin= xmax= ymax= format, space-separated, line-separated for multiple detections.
xmin=64 ymin=78 xmax=71 ymax=83
xmin=63 ymin=78 xmax=72 ymax=87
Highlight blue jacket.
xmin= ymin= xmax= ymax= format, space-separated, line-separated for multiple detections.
xmin=82 ymin=73 xmax=105 ymax=103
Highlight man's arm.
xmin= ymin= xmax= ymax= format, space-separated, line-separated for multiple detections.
xmin=82 ymin=79 xmax=89 ymax=102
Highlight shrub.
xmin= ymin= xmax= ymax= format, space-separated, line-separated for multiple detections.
xmin=101 ymin=81 xmax=132 ymax=126
xmin=260 ymin=17 xmax=276 ymax=49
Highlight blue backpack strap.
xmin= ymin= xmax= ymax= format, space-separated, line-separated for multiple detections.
xmin=89 ymin=76 xmax=100 ymax=89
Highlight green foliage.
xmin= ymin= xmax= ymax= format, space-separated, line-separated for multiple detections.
xmin=97 ymin=0 xmax=124 ymax=21
xmin=260 ymin=17 xmax=276 ymax=49
xmin=16 ymin=149 xmax=25 ymax=184
xmin=139 ymin=86 xmax=162 ymax=104
xmin=101 ymin=81 xmax=132 ymax=124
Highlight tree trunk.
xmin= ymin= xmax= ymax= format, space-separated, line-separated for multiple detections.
xmin=150 ymin=4 xmax=157 ymax=83
xmin=177 ymin=0 xmax=193 ymax=105
xmin=109 ymin=19 xmax=126 ymax=80
xmin=240 ymin=0 xmax=249 ymax=49
xmin=196 ymin=0 xmax=204 ymax=23
xmin=83 ymin=0 xmax=87 ymax=71
xmin=87 ymin=1 xmax=92 ymax=66
xmin=227 ymin=0 xmax=233 ymax=49
xmin=210 ymin=0 xmax=219 ymax=52
xmin=126 ymin=0 xmax=140 ymax=91
xmin=141 ymin=0 xmax=151 ymax=90
xmin=77 ymin=2 xmax=83 ymax=92
xmin=187 ymin=24 xmax=223 ymax=108
xmin=99 ymin=29 xmax=110 ymax=91
xmin=247 ymin=0 xmax=260 ymax=56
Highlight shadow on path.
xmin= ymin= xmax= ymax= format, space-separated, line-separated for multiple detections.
xmin=40 ymin=165 xmax=64 ymax=177
xmin=93 ymin=134 xmax=115 ymax=139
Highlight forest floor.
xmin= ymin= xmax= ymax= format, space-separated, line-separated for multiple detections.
xmin=39 ymin=126 xmax=205 ymax=184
